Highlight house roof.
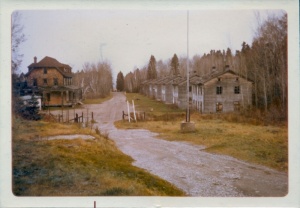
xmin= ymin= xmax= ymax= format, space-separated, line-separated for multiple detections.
xmin=26 ymin=56 xmax=73 ymax=78
xmin=202 ymin=69 xmax=253 ymax=84
xmin=190 ymin=69 xmax=254 ymax=85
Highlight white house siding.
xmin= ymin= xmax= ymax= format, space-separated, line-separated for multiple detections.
xmin=192 ymin=85 xmax=203 ymax=112
xmin=173 ymin=85 xmax=178 ymax=104
xmin=161 ymin=85 xmax=166 ymax=102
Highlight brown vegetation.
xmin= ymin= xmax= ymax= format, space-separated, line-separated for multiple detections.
xmin=12 ymin=117 xmax=185 ymax=196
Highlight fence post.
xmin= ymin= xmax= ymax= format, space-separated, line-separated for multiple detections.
xmin=132 ymin=100 xmax=137 ymax=122
xmin=127 ymin=100 xmax=131 ymax=122
xmin=75 ymin=113 xmax=78 ymax=123
xmin=82 ymin=112 xmax=83 ymax=123
xmin=92 ymin=112 xmax=94 ymax=121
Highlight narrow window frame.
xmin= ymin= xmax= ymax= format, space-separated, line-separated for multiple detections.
xmin=234 ymin=86 xmax=240 ymax=94
xmin=216 ymin=86 xmax=223 ymax=95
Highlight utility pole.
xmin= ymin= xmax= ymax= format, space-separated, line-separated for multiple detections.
xmin=180 ymin=10 xmax=195 ymax=132
xmin=186 ymin=10 xmax=190 ymax=122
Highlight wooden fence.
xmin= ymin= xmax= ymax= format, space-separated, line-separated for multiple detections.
xmin=54 ymin=109 xmax=95 ymax=125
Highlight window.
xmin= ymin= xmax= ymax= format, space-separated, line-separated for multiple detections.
xmin=218 ymin=78 xmax=221 ymax=82
xmin=43 ymin=68 xmax=47 ymax=74
xmin=33 ymin=78 xmax=37 ymax=86
xmin=54 ymin=78 xmax=58 ymax=85
xmin=234 ymin=86 xmax=240 ymax=94
xmin=216 ymin=86 xmax=222 ymax=94
xmin=216 ymin=102 xmax=223 ymax=112
xmin=236 ymin=77 xmax=239 ymax=82
xmin=43 ymin=79 xmax=47 ymax=85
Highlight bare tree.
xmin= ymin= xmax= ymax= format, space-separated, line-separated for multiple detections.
xmin=74 ymin=61 xmax=113 ymax=99
xmin=11 ymin=12 xmax=26 ymax=74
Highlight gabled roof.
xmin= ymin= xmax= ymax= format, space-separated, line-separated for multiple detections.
xmin=190 ymin=69 xmax=253 ymax=85
xmin=202 ymin=69 xmax=253 ymax=83
xmin=26 ymin=56 xmax=72 ymax=78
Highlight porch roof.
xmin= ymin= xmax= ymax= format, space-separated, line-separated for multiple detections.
xmin=38 ymin=85 xmax=81 ymax=92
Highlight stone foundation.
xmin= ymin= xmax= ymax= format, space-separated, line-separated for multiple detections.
xmin=180 ymin=121 xmax=196 ymax=133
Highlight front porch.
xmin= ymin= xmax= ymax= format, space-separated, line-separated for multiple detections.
xmin=41 ymin=86 xmax=82 ymax=107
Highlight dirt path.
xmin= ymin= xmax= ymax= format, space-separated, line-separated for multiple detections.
xmin=74 ymin=92 xmax=288 ymax=196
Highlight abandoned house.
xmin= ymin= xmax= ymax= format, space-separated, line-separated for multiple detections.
xmin=140 ymin=66 xmax=253 ymax=113
xmin=25 ymin=56 xmax=82 ymax=107
xmin=191 ymin=67 xmax=253 ymax=113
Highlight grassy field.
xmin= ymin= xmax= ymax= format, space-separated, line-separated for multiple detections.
xmin=12 ymin=116 xmax=185 ymax=196
xmin=115 ymin=93 xmax=288 ymax=172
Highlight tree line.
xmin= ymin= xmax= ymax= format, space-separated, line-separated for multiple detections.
xmin=119 ymin=13 xmax=287 ymax=119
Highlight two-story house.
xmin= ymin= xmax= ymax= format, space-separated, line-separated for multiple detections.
xmin=25 ymin=56 xmax=82 ymax=107
xmin=191 ymin=67 xmax=253 ymax=113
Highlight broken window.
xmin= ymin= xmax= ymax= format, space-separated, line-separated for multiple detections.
xmin=216 ymin=102 xmax=223 ymax=112
xmin=216 ymin=86 xmax=222 ymax=94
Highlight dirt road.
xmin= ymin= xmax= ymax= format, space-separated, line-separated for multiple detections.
xmin=81 ymin=92 xmax=288 ymax=196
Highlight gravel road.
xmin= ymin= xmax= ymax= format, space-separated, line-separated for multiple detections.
xmin=69 ymin=92 xmax=288 ymax=196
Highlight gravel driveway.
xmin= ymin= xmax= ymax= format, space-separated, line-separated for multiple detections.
xmin=66 ymin=92 xmax=288 ymax=196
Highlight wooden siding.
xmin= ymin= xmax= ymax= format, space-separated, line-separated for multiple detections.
xmin=27 ymin=68 xmax=65 ymax=87
xmin=203 ymin=73 xmax=252 ymax=113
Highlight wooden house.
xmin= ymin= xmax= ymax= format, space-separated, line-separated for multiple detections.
xmin=25 ymin=56 xmax=82 ymax=107
xmin=191 ymin=68 xmax=253 ymax=113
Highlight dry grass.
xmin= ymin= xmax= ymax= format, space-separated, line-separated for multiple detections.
xmin=12 ymin=117 xmax=185 ymax=196
xmin=116 ymin=93 xmax=288 ymax=172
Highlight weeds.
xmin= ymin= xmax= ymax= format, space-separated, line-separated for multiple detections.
xmin=12 ymin=117 xmax=185 ymax=196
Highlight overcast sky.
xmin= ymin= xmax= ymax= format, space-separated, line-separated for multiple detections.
xmin=16 ymin=9 xmax=283 ymax=82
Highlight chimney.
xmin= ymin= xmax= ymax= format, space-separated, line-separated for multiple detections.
xmin=34 ymin=56 xmax=37 ymax=63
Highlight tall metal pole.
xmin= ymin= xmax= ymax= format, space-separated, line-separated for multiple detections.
xmin=186 ymin=10 xmax=190 ymax=122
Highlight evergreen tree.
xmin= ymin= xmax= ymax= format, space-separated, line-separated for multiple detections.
xmin=14 ymin=94 xmax=41 ymax=120
xmin=147 ymin=55 xmax=157 ymax=80
xmin=170 ymin=53 xmax=180 ymax=76
xmin=116 ymin=71 xmax=125 ymax=91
